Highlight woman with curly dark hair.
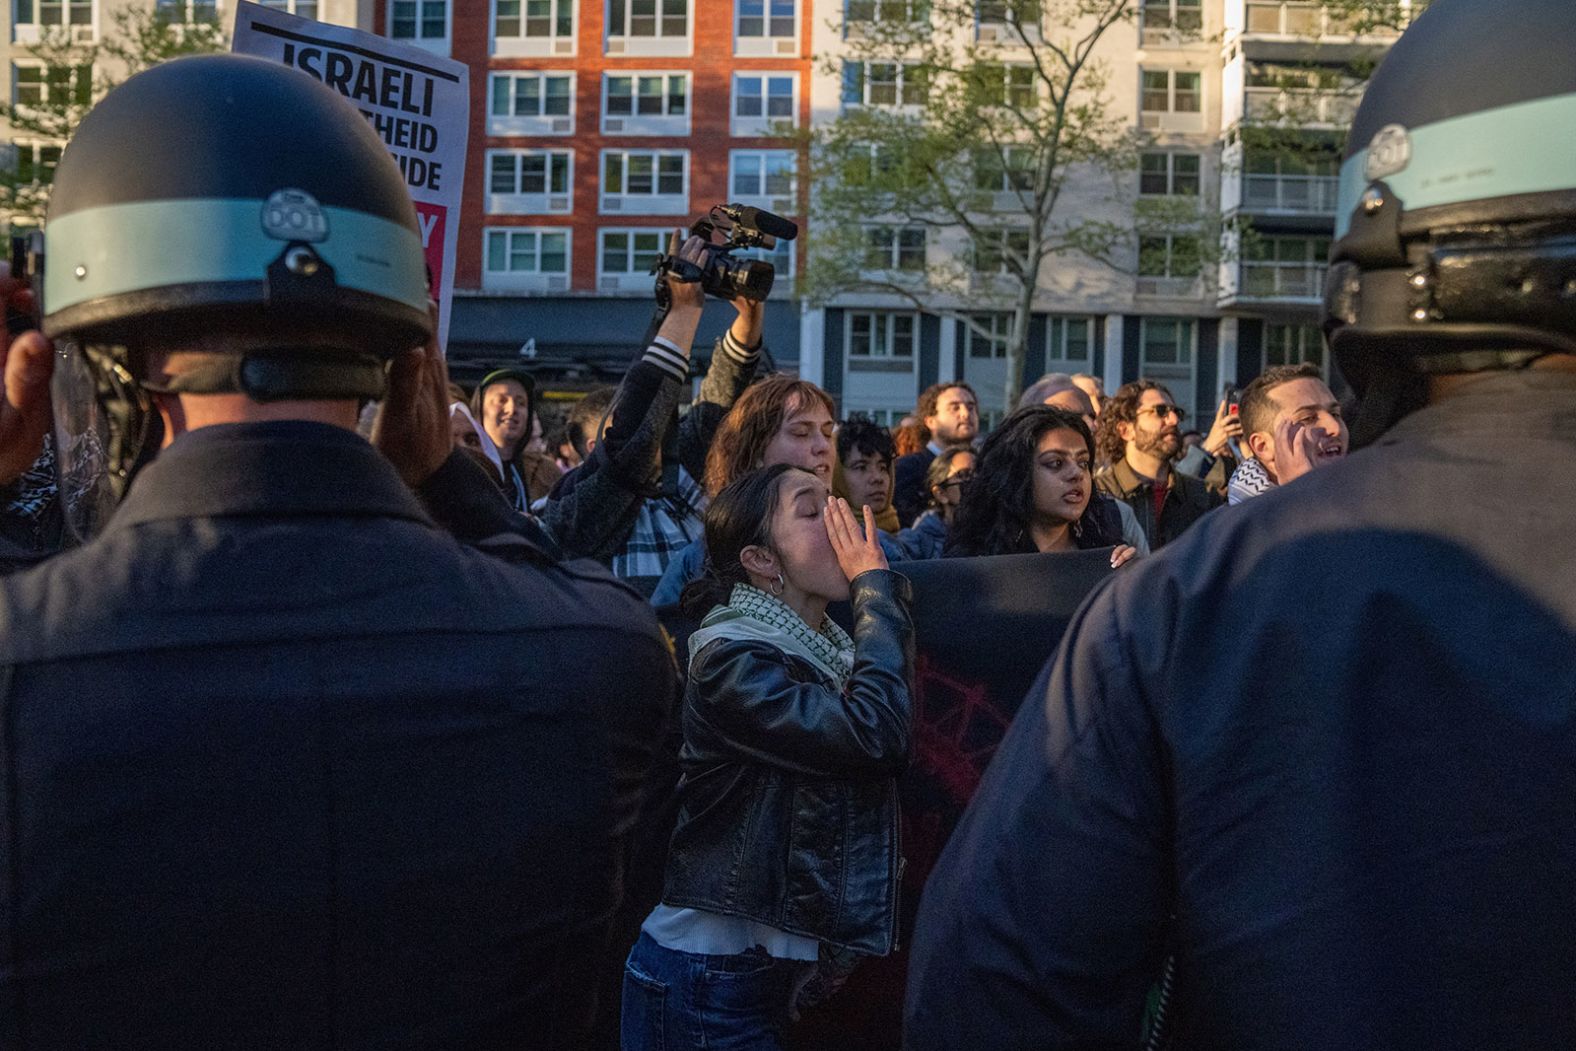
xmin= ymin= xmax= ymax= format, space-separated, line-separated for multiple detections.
xmin=944 ymin=406 xmax=1139 ymax=567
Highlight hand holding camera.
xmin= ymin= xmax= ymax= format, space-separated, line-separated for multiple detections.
xmin=662 ymin=230 xmax=709 ymax=315
xmin=652 ymin=203 xmax=798 ymax=307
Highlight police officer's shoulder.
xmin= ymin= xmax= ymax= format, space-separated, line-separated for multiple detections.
xmin=427 ymin=524 xmax=660 ymax=624
xmin=1087 ymin=458 xmax=1359 ymax=648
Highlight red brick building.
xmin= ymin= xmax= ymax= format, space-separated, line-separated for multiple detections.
xmin=369 ymin=0 xmax=811 ymax=378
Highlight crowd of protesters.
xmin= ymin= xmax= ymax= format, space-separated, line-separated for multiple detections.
xmin=3 ymin=2 xmax=1575 ymax=1047
xmin=0 ymin=202 xmax=1352 ymax=1048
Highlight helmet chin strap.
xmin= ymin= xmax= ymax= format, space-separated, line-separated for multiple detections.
xmin=141 ymin=349 xmax=389 ymax=403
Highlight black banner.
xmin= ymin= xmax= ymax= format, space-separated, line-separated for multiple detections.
xmin=792 ymin=549 xmax=1116 ymax=1050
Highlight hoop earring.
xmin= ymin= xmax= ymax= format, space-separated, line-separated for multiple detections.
xmin=771 ymin=573 xmax=785 ymax=597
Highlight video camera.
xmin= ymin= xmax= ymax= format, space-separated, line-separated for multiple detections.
xmin=652 ymin=203 xmax=798 ymax=306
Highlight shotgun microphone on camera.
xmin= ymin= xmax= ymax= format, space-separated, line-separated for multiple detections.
xmin=718 ymin=204 xmax=798 ymax=244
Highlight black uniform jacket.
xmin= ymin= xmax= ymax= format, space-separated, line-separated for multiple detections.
xmin=0 ymin=422 xmax=674 ymax=1050
xmin=907 ymin=371 xmax=1576 ymax=1050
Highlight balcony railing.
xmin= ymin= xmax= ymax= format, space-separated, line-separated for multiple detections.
xmin=1241 ymin=173 xmax=1339 ymax=214
xmin=1244 ymin=87 xmax=1360 ymax=127
xmin=1240 ymin=261 xmax=1328 ymax=299
xmin=1137 ymin=275 xmax=1204 ymax=299
xmin=1242 ymin=1 xmax=1407 ymax=38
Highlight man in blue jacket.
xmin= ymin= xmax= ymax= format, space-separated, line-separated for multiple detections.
xmin=0 ymin=56 xmax=673 ymax=1049
xmin=906 ymin=2 xmax=1576 ymax=1046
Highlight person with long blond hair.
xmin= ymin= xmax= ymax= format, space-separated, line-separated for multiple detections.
xmin=650 ymin=375 xmax=837 ymax=607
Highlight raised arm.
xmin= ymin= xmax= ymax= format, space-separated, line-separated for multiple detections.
xmin=677 ymin=296 xmax=764 ymax=482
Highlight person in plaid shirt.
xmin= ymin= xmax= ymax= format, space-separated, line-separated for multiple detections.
xmin=541 ymin=233 xmax=765 ymax=598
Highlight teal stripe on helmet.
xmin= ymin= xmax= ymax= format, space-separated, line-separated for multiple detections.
xmin=43 ymin=198 xmax=428 ymax=318
xmin=1336 ymin=91 xmax=1576 ymax=238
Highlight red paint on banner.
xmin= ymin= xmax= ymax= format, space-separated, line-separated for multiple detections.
xmin=414 ymin=201 xmax=444 ymax=298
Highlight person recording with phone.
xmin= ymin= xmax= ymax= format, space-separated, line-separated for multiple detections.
xmin=1171 ymin=388 xmax=1245 ymax=494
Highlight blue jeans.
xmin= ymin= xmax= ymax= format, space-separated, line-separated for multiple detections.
xmin=621 ymin=931 xmax=806 ymax=1051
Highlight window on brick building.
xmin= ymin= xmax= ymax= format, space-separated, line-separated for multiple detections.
xmin=487 ymin=149 xmax=573 ymax=214
xmin=598 ymin=227 xmax=670 ymax=291
xmin=494 ymin=0 xmax=574 ymax=55
xmin=391 ymin=0 xmax=445 ymax=39
xmin=484 ymin=227 xmax=571 ymax=292
xmin=489 ymin=72 xmax=574 ymax=134
xmin=731 ymin=72 xmax=795 ymax=135
xmin=736 ymin=0 xmax=795 ymax=54
xmin=733 ymin=238 xmax=796 ymax=297
xmin=601 ymin=150 xmax=689 ymax=215
xmin=728 ymin=150 xmax=796 ymax=207
xmin=607 ymin=0 xmax=688 ymax=51
xmin=486 ymin=228 xmax=569 ymax=273
xmin=602 ymin=72 xmax=689 ymax=134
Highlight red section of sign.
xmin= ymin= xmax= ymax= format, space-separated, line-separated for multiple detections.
xmin=414 ymin=201 xmax=445 ymax=299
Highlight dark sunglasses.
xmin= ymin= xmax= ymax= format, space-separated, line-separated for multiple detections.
xmin=937 ymin=470 xmax=976 ymax=490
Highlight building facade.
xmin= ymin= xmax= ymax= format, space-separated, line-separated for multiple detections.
xmin=366 ymin=0 xmax=812 ymax=386
xmin=800 ymin=0 xmax=1414 ymax=428
xmin=3 ymin=0 xmax=1411 ymax=407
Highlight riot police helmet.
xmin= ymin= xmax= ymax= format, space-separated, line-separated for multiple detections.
xmin=40 ymin=54 xmax=431 ymax=536
xmin=1323 ymin=0 xmax=1576 ymax=439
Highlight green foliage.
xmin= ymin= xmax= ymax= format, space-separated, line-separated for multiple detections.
xmin=805 ymin=0 xmax=1155 ymax=407
xmin=0 ymin=6 xmax=228 ymax=230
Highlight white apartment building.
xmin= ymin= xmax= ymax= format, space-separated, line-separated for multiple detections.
xmin=799 ymin=0 xmax=1414 ymax=428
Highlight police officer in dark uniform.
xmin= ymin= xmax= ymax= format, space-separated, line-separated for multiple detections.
xmin=0 ymin=56 xmax=673 ymax=1048
xmin=905 ymin=1 xmax=1576 ymax=1046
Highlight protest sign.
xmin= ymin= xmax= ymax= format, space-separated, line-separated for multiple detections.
xmin=232 ymin=2 xmax=467 ymax=351
xmin=791 ymin=548 xmax=1117 ymax=1050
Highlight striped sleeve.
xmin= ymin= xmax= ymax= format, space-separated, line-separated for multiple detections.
xmin=643 ymin=336 xmax=690 ymax=383
xmin=719 ymin=328 xmax=762 ymax=367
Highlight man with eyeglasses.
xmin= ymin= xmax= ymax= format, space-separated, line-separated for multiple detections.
xmin=1093 ymin=379 xmax=1222 ymax=550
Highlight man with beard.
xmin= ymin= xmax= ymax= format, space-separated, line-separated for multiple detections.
xmin=892 ymin=383 xmax=979 ymax=526
xmin=1093 ymin=379 xmax=1221 ymax=550
xmin=1227 ymin=363 xmax=1350 ymax=504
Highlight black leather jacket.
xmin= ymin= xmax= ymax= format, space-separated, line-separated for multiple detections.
xmin=660 ymin=570 xmax=914 ymax=955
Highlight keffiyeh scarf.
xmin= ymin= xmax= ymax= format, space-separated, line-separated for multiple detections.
xmin=1227 ymin=457 xmax=1276 ymax=506
xmin=688 ymin=583 xmax=855 ymax=689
